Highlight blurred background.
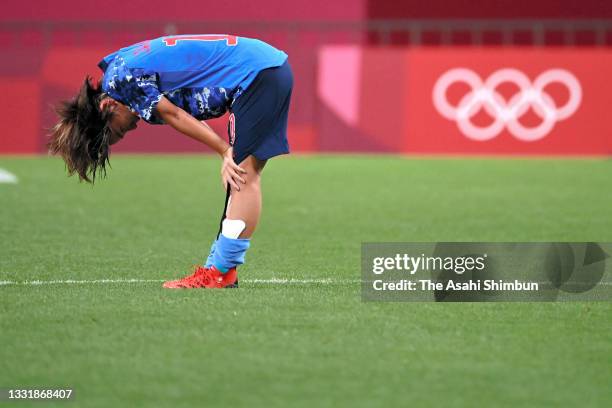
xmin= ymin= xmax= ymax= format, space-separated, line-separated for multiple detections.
xmin=2 ymin=0 xmax=611 ymax=156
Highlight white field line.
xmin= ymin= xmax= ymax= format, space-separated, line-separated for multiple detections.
xmin=0 ymin=168 xmax=18 ymax=184
xmin=0 ymin=279 xmax=609 ymax=287
xmin=0 ymin=278 xmax=362 ymax=286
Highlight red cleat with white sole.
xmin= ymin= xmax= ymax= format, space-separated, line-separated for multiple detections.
xmin=163 ymin=266 xmax=238 ymax=289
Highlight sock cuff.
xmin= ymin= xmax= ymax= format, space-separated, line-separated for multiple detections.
xmin=212 ymin=234 xmax=251 ymax=272
xmin=218 ymin=234 xmax=250 ymax=244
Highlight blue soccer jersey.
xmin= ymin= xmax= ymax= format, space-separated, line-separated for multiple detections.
xmin=98 ymin=34 xmax=288 ymax=124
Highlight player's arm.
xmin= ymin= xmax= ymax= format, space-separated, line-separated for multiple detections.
xmin=155 ymin=96 xmax=246 ymax=190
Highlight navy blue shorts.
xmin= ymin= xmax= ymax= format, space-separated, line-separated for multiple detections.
xmin=229 ymin=59 xmax=293 ymax=165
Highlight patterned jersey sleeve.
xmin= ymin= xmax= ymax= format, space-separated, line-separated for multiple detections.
xmin=101 ymin=56 xmax=165 ymax=124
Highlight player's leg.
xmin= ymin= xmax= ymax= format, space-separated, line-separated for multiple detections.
xmin=226 ymin=155 xmax=267 ymax=238
xmin=206 ymin=155 xmax=265 ymax=271
xmin=197 ymin=155 xmax=266 ymax=288
xmin=162 ymin=157 xmax=263 ymax=289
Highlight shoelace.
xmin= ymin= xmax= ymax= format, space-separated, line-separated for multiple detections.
xmin=201 ymin=269 xmax=215 ymax=287
xmin=179 ymin=266 xmax=207 ymax=287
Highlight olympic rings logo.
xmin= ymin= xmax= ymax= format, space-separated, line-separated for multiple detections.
xmin=432 ymin=68 xmax=582 ymax=141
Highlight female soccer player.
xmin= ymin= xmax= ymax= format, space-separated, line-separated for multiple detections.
xmin=48 ymin=34 xmax=293 ymax=289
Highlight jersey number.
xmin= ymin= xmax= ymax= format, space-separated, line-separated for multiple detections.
xmin=163 ymin=35 xmax=238 ymax=47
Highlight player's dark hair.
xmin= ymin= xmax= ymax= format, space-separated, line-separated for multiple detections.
xmin=48 ymin=76 xmax=114 ymax=183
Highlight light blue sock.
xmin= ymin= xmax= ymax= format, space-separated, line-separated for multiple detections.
xmin=211 ymin=234 xmax=250 ymax=273
xmin=204 ymin=240 xmax=217 ymax=268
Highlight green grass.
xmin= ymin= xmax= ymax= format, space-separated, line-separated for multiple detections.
xmin=1 ymin=155 xmax=611 ymax=407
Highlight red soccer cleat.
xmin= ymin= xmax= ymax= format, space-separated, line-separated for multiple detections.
xmin=163 ymin=266 xmax=238 ymax=289
xmin=163 ymin=266 xmax=207 ymax=289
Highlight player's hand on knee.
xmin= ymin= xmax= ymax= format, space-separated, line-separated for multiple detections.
xmin=221 ymin=147 xmax=247 ymax=191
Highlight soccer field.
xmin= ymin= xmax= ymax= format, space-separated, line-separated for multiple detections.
xmin=1 ymin=155 xmax=611 ymax=407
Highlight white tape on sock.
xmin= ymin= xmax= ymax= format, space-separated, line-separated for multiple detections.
xmin=221 ymin=219 xmax=246 ymax=239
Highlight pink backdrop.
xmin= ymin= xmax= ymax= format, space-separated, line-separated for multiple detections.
xmin=0 ymin=0 xmax=365 ymax=22
xmin=1 ymin=1 xmax=610 ymax=155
